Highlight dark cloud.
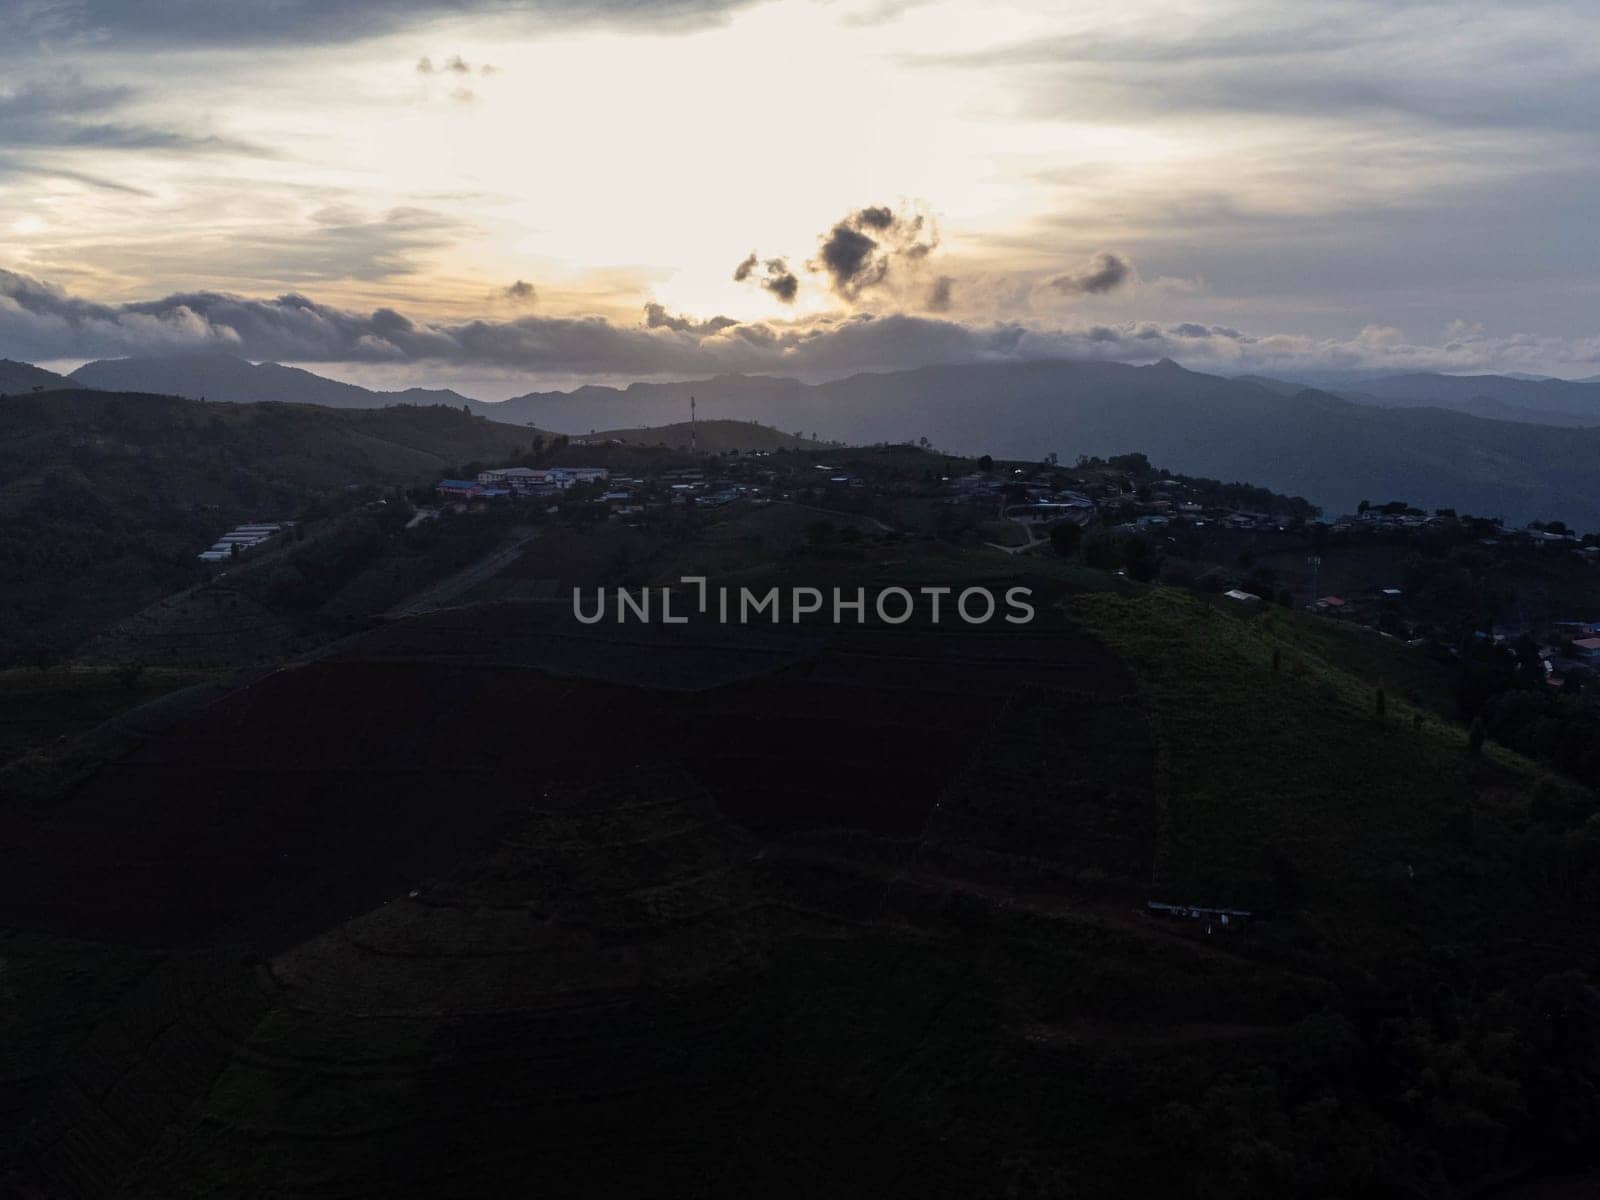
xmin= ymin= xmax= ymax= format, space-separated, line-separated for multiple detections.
xmin=732 ymin=253 xmax=800 ymax=304
xmin=28 ymin=0 xmax=764 ymax=48
xmin=1047 ymin=251 xmax=1133 ymax=295
xmin=643 ymin=302 xmax=739 ymax=336
xmin=0 ymin=154 xmax=154 ymax=195
xmin=760 ymin=259 xmax=799 ymax=303
xmin=0 ymin=75 xmax=261 ymax=155
xmin=0 ymin=268 xmax=1016 ymax=375
xmin=3 ymin=270 xmax=1593 ymax=381
xmin=505 ymin=280 xmax=537 ymax=303
xmin=905 ymin=4 xmax=1600 ymax=136
xmin=854 ymin=205 xmax=896 ymax=231
xmin=925 ymin=275 xmax=955 ymax=312
xmin=75 ymin=206 xmax=464 ymax=286
xmin=811 ymin=204 xmax=940 ymax=301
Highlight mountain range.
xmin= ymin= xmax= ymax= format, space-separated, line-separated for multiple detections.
xmin=65 ymin=351 xmax=478 ymax=410
xmin=0 ymin=358 xmax=72 ymax=394
xmin=15 ymin=351 xmax=1600 ymax=525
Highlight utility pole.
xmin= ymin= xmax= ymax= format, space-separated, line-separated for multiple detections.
xmin=1306 ymin=554 xmax=1322 ymax=609
xmin=690 ymin=394 xmax=697 ymax=455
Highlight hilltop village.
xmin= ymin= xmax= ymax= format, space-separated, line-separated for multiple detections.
xmin=410 ymin=440 xmax=1600 ymax=673
xmin=145 ymin=419 xmax=1600 ymax=798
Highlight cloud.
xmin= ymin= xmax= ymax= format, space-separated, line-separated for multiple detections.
xmin=0 ymin=75 xmax=261 ymax=155
xmin=733 ymin=253 xmax=800 ymax=304
xmin=419 ymin=53 xmax=495 ymax=76
xmin=61 ymin=206 xmax=465 ymax=287
xmin=7 ymin=270 xmax=1600 ymax=383
xmin=0 ymin=154 xmax=154 ymax=195
xmin=925 ymin=275 xmax=955 ymax=313
xmin=505 ymin=280 xmax=537 ymax=303
xmin=811 ymin=203 xmax=940 ymax=301
xmin=643 ymin=301 xmax=739 ymax=336
xmin=21 ymin=0 xmax=765 ymax=48
xmin=905 ymin=3 xmax=1600 ymax=136
xmin=1047 ymin=251 xmax=1133 ymax=296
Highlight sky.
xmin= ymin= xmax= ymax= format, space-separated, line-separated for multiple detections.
xmin=2 ymin=0 xmax=1599 ymax=395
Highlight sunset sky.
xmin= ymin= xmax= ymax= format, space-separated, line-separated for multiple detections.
xmin=3 ymin=0 xmax=1598 ymax=394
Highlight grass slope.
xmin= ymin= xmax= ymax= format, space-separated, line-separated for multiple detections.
xmin=4 ymin=576 xmax=1600 ymax=1197
xmin=579 ymin=418 xmax=818 ymax=452
xmin=0 ymin=390 xmax=540 ymax=662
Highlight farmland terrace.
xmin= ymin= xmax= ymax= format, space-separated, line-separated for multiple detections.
xmin=2 ymin=588 xmax=1599 ymax=1198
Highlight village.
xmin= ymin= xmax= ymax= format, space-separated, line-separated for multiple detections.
xmin=408 ymin=443 xmax=1600 ymax=671
xmin=178 ymin=428 xmax=1600 ymax=691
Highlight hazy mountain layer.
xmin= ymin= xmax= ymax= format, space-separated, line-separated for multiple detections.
xmin=25 ymin=353 xmax=1600 ymax=524
xmin=69 ymin=352 xmax=475 ymax=410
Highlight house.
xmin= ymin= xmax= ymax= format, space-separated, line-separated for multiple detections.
xmin=473 ymin=466 xmax=609 ymax=493
xmin=477 ymin=466 xmax=542 ymax=486
xmin=1573 ymin=637 xmax=1600 ymax=662
xmin=1222 ymin=589 xmax=1261 ymax=604
xmin=436 ymin=479 xmax=482 ymax=499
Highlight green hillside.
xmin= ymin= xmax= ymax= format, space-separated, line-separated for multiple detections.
xmin=4 ymin=571 xmax=1598 ymax=1197
xmin=578 ymin=418 xmax=821 ymax=452
xmin=0 ymin=390 xmax=542 ymax=663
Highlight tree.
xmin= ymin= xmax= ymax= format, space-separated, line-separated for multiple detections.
xmin=1122 ymin=535 xmax=1160 ymax=582
xmin=977 ymin=454 xmax=994 ymax=473
xmin=1468 ymin=716 xmax=1486 ymax=757
xmin=1050 ymin=521 xmax=1083 ymax=557
xmin=1376 ymin=687 xmax=1387 ymax=719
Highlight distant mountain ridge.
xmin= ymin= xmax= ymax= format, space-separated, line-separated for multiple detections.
xmin=15 ymin=351 xmax=1600 ymax=525
xmin=488 ymin=359 xmax=1600 ymax=526
xmin=69 ymin=352 xmax=477 ymax=410
xmin=1336 ymin=371 xmax=1600 ymax=426
xmin=0 ymin=358 xmax=71 ymax=394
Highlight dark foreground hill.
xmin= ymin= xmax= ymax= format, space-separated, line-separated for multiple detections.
xmin=4 ymin=584 xmax=1600 ymax=1198
xmin=0 ymin=390 xmax=541 ymax=662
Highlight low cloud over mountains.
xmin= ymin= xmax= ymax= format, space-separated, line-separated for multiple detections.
xmin=4 ymin=267 xmax=1600 ymax=383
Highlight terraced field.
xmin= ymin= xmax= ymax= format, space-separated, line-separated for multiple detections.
xmin=4 ymin=588 xmax=1599 ymax=1197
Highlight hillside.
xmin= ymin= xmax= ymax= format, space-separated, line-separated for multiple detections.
xmin=578 ymin=418 xmax=819 ymax=452
xmin=0 ymin=390 xmax=541 ymax=662
xmin=4 ymin=577 xmax=1599 ymax=1198
xmin=69 ymin=352 xmax=475 ymax=409
xmin=1341 ymin=371 xmax=1600 ymax=425
xmin=0 ymin=359 xmax=71 ymax=394
xmin=488 ymin=360 xmax=1600 ymax=526
xmin=28 ymin=354 xmax=1600 ymax=524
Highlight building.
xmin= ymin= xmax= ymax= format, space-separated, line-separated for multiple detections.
xmin=436 ymin=479 xmax=482 ymax=499
xmin=475 ymin=466 xmax=610 ymax=494
xmin=196 ymin=521 xmax=288 ymax=562
xmin=1573 ymin=637 xmax=1600 ymax=662
xmin=477 ymin=466 xmax=543 ymax=486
